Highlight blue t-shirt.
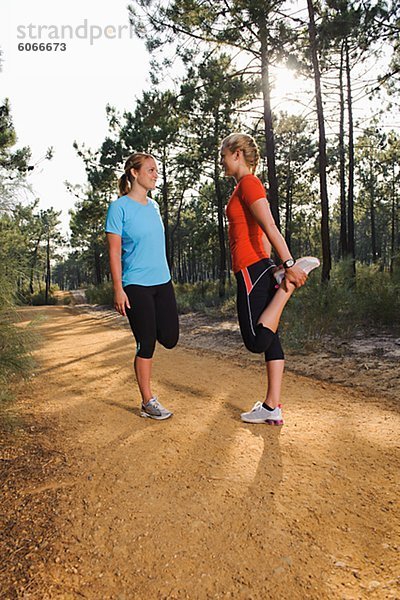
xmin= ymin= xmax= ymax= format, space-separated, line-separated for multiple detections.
xmin=105 ymin=195 xmax=171 ymax=287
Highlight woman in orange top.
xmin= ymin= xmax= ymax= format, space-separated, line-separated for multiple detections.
xmin=221 ymin=133 xmax=320 ymax=425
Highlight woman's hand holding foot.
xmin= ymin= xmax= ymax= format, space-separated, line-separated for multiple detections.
xmin=283 ymin=264 xmax=307 ymax=290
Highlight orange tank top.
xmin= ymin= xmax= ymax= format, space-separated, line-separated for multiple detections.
xmin=226 ymin=174 xmax=269 ymax=273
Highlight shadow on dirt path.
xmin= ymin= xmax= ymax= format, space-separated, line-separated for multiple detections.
xmin=1 ymin=306 xmax=399 ymax=599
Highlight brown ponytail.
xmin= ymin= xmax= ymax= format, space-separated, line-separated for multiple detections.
xmin=118 ymin=152 xmax=155 ymax=197
xmin=118 ymin=172 xmax=130 ymax=196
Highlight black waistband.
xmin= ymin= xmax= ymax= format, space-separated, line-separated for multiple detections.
xmin=236 ymin=258 xmax=276 ymax=282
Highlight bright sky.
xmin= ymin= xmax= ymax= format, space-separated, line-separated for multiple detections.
xmin=1 ymin=0 xmax=150 ymax=232
xmin=1 ymin=1 xmax=398 ymax=235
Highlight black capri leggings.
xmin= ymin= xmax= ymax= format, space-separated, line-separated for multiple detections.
xmin=124 ymin=280 xmax=179 ymax=359
xmin=235 ymin=258 xmax=284 ymax=361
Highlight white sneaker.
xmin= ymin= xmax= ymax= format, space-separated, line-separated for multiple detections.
xmin=240 ymin=401 xmax=283 ymax=425
xmin=274 ymin=256 xmax=320 ymax=285
xmin=140 ymin=397 xmax=173 ymax=420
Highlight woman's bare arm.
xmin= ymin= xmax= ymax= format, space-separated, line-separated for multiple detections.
xmin=107 ymin=233 xmax=131 ymax=316
xmin=249 ymin=198 xmax=307 ymax=288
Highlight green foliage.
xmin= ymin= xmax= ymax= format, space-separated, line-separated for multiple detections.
xmin=0 ymin=99 xmax=31 ymax=171
xmin=0 ymin=315 xmax=35 ymax=403
xmin=174 ymin=280 xmax=236 ymax=313
xmin=0 ymin=100 xmax=32 ymax=212
xmin=0 ymin=202 xmax=63 ymax=304
xmin=0 ymin=101 xmax=62 ymax=400
xmin=0 ymin=269 xmax=36 ymax=402
xmin=69 ymin=191 xmax=109 ymax=286
xmin=353 ymin=263 xmax=400 ymax=327
xmin=220 ymin=293 xmax=237 ymax=318
xmin=29 ymin=290 xmax=58 ymax=306
xmin=53 ymin=250 xmax=90 ymax=291
xmin=85 ymin=282 xmax=113 ymax=306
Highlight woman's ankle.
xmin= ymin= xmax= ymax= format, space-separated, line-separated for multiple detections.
xmin=263 ymin=400 xmax=280 ymax=410
xmin=141 ymin=394 xmax=154 ymax=405
xmin=279 ymin=280 xmax=296 ymax=294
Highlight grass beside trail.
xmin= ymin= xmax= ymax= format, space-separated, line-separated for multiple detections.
xmin=0 ymin=284 xmax=37 ymax=403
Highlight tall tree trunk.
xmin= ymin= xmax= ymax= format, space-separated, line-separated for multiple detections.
xmin=214 ymin=179 xmax=227 ymax=297
xmin=192 ymin=248 xmax=197 ymax=283
xmin=214 ymin=115 xmax=227 ymax=298
xmin=182 ymin=254 xmax=187 ymax=284
xmin=369 ymin=190 xmax=377 ymax=263
xmin=178 ymin=233 xmax=183 ymax=284
xmin=45 ymin=235 xmax=51 ymax=305
xmin=339 ymin=42 xmax=348 ymax=258
xmin=345 ymin=39 xmax=356 ymax=275
xmin=390 ymin=161 xmax=396 ymax=274
xmin=94 ymin=246 xmax=102 ymax=285
xmin=170 ymin=191 xmax=185 ymax=282
xmin=161 ymin=155 xmax=171 ymax=267
xmin=259 ymin=21 xmax=280 ymax=229
xmin=284 ymin=141 xmax=293 ymax=248
xmin=29 ymin=237 xmax=42 ymax=294
xmin=307 ymin=0 xmax=332 ymax=282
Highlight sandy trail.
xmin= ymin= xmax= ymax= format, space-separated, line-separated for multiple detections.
xmin=1 ymin=306 xmax=399 ymax=599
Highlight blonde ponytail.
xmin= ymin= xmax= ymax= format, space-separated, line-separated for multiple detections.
xmin=221 ymin=133 xmax=260 ymax=174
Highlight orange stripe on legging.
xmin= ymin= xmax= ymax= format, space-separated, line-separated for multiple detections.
xmin=242 ymin=267 xmax=253 ymax=295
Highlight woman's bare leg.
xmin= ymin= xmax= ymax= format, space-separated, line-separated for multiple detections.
xmin=134 ymin=356 xmax=153 ymax=404
xmin=258 ymin=283 xmax=291 ymax=409
xmin=265 ymin=359 xmax=285 ymax=409
xmin=257 ymin=282 xmax=296 ymax=332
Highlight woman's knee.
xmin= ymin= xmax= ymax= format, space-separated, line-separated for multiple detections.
xmin=263 ymin=329 xmax=284 ymax=361
xmin=243 ymin=324 xmax=275 ymax=354
xmin=243 ymin=337 xmax=264 ymax=354
xmin=246 ymin=345 xmax=264 ymax=354
xmin=136 ymin=338 xmax=156 ymax=359
xmin=159 ymin=331 xmax=179 ymax=350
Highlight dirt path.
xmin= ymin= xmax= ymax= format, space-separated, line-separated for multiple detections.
xmin=1 ymin=306 xmax=399 ymax=599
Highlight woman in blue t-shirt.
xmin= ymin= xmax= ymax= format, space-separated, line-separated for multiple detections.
xmin=106 ymin=152 xmax=179 ymax=420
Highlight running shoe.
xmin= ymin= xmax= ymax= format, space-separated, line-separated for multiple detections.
xmin=240 ymin=401 xmax=283 ymax=425
xmin=140 ymin=397 xmax=173 ymax=420
xmin=274 ymin=256 xmax=320 ymax=285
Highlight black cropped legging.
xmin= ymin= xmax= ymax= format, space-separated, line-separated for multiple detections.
xmin=124 ymin=280 xmax=179 ymax=359
xmin=235 ymin=258 xmax=284 ymax=361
